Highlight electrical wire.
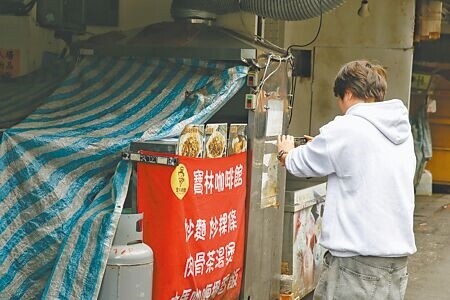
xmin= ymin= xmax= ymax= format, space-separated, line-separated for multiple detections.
xmin=236 ymin=10 xmax=297 ymax=121
xmin=285 ymin=0 xmax=323 ymax=127
xmin=254 ymin=55 xmax=272 ymax=93
xmin=288 ymin=59 xmax=297 ymax=127
xmin=255 ymin=54 xmax=283 ymax=95
xmin=286 ymin=0 xmax=323 ymax=53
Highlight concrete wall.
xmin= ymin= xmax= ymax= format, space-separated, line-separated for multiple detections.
xmin=0 ymin=1 xmax=172 ymax=75
xmin=0 ymin=11 xmax=64 ymax=75
xmin=284 ymin=0 xmax=416 ymax=136
xmin=86 ymin=0 xmax=171 ymax=34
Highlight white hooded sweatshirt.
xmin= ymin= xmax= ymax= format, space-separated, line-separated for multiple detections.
xmin=285 ymin=99 xmax=417 ymax=257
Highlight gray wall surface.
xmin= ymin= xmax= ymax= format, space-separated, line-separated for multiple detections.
xmin=283 ymin=0 xmax=416 ymax=136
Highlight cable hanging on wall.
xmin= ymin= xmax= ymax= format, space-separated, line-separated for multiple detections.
xmin=285 ymin=0 xmax=324 ymax=128
xmin=286 ymin=0 xmax=324 ymax=53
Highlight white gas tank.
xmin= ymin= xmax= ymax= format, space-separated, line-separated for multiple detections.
xmin=99 ymin=213 xmax=153 ymax=300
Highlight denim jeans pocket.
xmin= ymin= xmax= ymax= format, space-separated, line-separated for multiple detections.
xmin=335 ymin=265 xmax=380 ymax=299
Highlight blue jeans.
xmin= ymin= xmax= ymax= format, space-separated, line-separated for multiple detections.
xmin=313 ymin=252 xmax=409 ymax=300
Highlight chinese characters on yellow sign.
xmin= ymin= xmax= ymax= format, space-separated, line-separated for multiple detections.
xmin=0 ymin=49 xmax=20 ymax=78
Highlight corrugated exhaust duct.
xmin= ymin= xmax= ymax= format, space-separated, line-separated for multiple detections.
xmin=171 ymin=0 xmax=346 ymax=21
xmin=171 ymin=0 xmax=239 ymax=20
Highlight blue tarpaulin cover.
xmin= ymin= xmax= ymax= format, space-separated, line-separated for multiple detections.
xmin=0 ymin=59 xmax=74 ymax=131
xmin=0 ymin=56 xmax=248 ymax=299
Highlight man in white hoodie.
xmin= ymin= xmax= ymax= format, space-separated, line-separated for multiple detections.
xmin=277 ymin=60 xmax=416 ymax=300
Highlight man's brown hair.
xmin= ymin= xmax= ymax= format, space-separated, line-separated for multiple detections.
xmin=333 ymin=60 xmax=387 ymax=102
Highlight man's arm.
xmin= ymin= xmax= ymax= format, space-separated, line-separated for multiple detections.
xmin=280 ymin=134 xmax=335 ymax=178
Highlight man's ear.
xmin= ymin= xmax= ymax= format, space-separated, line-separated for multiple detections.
xmin=343 ymin=90 xmax=353 ymax=102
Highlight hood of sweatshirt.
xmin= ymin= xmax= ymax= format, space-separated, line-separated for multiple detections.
xmin=346 ymin=99 xmax=411 ymax=145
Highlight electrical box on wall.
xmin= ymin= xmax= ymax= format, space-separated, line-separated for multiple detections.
xmin=37 ymin=0 xmax=85 ymax=32
xmin=292 ymin=49 xmax=312 ymax=77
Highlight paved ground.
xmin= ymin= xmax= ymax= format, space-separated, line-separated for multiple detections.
xmin=301 ymin=193 xmax=450 ymax=300
xmin=405 ymin=193 xmax=450 ymax=300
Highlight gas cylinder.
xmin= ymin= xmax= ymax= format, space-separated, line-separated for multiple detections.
xmin=98 ymin=213 xmax=153 ymax=300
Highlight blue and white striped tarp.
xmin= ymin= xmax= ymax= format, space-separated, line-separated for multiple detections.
xmin=0 ymin=59 xmax=73 ymax=131
xmin=0 ymin=56 xmax=248 ymax=299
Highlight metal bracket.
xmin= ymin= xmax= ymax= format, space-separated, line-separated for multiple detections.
xmin=121 ymin=151 xmax=179 ymax=166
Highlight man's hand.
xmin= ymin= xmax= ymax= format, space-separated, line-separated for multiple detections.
xmin=304 ymin=135 xmax=314 ymax=142
xmin=277 ymin=135 xmax=295 ymax=166
xmin=278 ymin=135 xmax=295 ymax=153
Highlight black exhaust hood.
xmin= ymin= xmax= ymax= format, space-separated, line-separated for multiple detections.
xmin=71 ymin=21 xmax=284 ymax=61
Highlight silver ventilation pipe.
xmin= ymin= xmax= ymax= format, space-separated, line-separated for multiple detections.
xmin=171 ymin=0 xmax=239 ymax=21
xmin=241 ymin=0 xmax=346 ymax=21
xmin=171 ymin=0 xmax=346 ymax=21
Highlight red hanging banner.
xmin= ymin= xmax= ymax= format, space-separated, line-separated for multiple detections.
xmin=137 ymin=151 xmax=247 ymax=300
